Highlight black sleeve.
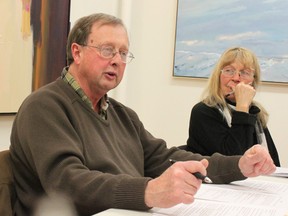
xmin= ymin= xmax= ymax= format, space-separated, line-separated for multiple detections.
xmin=264 ymin=128 xmax=281 ymax=166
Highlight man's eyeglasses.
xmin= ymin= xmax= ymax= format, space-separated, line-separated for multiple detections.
xmin=221 ymin=68 xmax=254 ymax=80
xmin=82 ymin=44 xmax=135 ymax=64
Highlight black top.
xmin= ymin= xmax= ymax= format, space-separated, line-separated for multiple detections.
xmin=186 ymin=102 xmax=281 ymax=166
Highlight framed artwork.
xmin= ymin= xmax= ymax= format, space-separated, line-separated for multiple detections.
xmin=173 ymin=0 xmax=288 ymax=84
xmin=0 ymin=0 xmax=33 ymax=113
xmin=0 ymin=0 xmax=70 ymax=113
xmin=31 ymin=0 xmax=70 ymax=91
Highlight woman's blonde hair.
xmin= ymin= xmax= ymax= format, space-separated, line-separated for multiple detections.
xmin=202 ymin=47 xmax=268 ymax=127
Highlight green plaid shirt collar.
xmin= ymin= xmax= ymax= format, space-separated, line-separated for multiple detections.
xmin=61 ymin=67 xmax=109 ymax=119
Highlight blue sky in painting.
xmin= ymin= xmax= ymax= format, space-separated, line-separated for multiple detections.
xmin=174 ymin=0 xmax=288 ymax=83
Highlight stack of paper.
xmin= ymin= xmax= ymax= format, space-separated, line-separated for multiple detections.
xmin=151 ymin=178 xmax=288 ymax=216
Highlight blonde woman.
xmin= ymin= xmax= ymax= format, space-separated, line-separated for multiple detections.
xmin=185 ymin=47 xmax=280 ymax=166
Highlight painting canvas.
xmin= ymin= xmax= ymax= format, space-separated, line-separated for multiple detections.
xmin=0 ymin=0 xmax=33 ymax=113
xmin=0 ymin=0 xmax=70 ymax=113
xmin=30 ymin=0 xmax=70 ymax=91
xmin=173 ymin=0 xmax=288 ymax=84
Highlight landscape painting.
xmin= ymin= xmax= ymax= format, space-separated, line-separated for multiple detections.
xmin=173 ymin=0 xmax=288 ymax=84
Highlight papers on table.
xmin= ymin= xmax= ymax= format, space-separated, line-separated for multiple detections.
xmin=270 ymin=167 xmax=288 ymax=178
xmin=151 ymin=178 xmax=288 ymax=216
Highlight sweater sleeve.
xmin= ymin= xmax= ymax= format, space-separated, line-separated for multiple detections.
xmin=263 ymin=128 xmax=281 ymax=166
xmin=125 ymin=105 xmax=246 ymax=184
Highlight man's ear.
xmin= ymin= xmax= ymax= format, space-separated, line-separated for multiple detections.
xmin=71 ymin=43 xmax=82 ymax=64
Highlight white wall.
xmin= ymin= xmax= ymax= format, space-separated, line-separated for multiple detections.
xmin=1 ymin=0 xmax=287 ymax=167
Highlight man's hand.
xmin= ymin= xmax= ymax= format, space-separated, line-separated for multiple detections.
xmin=144 ymin=159 xmax=208 ymax=208
xmin=239 ymin=144 xmax=276 ymax=177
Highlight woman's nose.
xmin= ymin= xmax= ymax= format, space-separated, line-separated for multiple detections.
xmin=232 ymin=71 xmax=241 ymax=79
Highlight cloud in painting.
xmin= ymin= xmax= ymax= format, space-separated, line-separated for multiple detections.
xmin=217 ymin=31 xmax=265 ymax=41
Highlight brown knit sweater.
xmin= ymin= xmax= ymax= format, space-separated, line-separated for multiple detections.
xmin=10 ymin=78 xmax=245 ymax=216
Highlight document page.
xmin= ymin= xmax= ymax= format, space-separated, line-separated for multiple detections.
xmin=270 ymin=167 xmax=288 ymax=178
xmin=152 ymin=200 xmax=286 ymax=216
xmin=151 ymin=178 xmax=288 ymax=216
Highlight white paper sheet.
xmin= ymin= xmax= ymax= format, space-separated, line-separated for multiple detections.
xmin=151 ymin=178 xmax=288 ymax=216
xmin=270 ymin=167 xmax=288 ymax=178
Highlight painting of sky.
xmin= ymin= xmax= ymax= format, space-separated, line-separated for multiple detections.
xmin=174 ymin=0 xmax=288 ymax=83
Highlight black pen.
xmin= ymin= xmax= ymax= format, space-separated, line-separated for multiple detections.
xmin=169 ymin=159 xmax=213 ymax=184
